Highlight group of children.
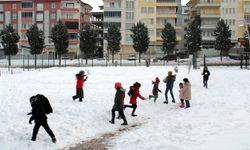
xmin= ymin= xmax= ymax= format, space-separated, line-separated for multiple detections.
xmin=28 ymin=69 xmax=192 ymax=142
xmin=149 ymin=71 xmax=192 ymax=109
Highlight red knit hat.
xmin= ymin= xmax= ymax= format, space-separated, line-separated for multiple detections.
xmin=155 ymin=77 xmax=160 ymax=83
xmin=115 ymin=82 xmax=122 ymax=88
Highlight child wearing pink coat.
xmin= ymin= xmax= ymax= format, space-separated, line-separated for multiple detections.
xmin=179 ymin=83 xmax=185 ymax=108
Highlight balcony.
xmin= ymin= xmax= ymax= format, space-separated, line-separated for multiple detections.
xmin=196 ymin=2 xmax=220 ymax=8
xmin=200 ymin=14 xmax=220 ymax=18
xmin=201 ymin=24 xmax=217 ymax=29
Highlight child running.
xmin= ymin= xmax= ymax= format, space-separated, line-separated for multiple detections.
xmin=72 ymin=70 xmax=88 ymax=102
xmin=124 ymin=82 xmax=145 ymax=117
xmin=109 ymin=82 xmax=128 ymax=125
xmin=149 ymin=77 xmax=162 ymax=102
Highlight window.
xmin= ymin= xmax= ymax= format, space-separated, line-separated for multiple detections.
xmin=36 ymin=13 xmax=43 ymax=21
xmin=37 ymin=24 xmax=43 ymax=31
xmin=66 ymin=3 xmax=74 ymax=8
xmin=68 ymin=33 xmax=78 ymax=39
xmin=51 ymin=2 xmax=56 ymax=8
xmin=37 ymin=3 xmax=44 ymax=11
xmin=0 ymin=4 xmax=3 ymax=11
xmin=21 ymin=23 xmax=32 ymax=29
xmin=12 ymin=13 xmax=17 ymax=19
xmin=245 ymin=4 xmax=250 ymax=12
xmin=12 ymin=24 xmax=17 ymax=29
xmin=148 ymin=7 xmax=154 ymax=13
xmin=110 ymin=2 xmax=115 ymax=7
xmin=12 ymin=3 xmax=16 ymax=9
xmin=51 ymin=13 xmax=56 ymax=19
xmin=126 ymin=1 xmax=134 ymax=9
xmin=0 ymin=14 xmax=3 ymax=21
xmin=21 ymin=33 xmax=27 ymax=40
xmin=0 ymin=24 xmax=3 ymax=30
xmin=22 ymin=12 xmax=33 ymax=18
xmin=125 ymin=33 xmax=132 ymax=42
xmin=22 ymin=2 xmax=32 ymax=8
xmin=126 ymin=23 xmax=134 ymax=29
xmin=126 ymin=12 xmax=134 ymax=20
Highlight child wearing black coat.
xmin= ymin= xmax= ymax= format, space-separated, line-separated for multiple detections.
xmin=28 ymin=95 xmax=56 ymax=143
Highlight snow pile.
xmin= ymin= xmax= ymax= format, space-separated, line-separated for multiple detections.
xmin=0 ymin=66 xmax=250 ymax=150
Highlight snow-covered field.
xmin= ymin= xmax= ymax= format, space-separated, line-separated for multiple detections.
xmin=0 ymin=66 xmax=250 ymax=150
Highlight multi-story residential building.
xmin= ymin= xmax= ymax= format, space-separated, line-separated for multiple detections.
xmin=0 ymin=0 xmax=92 ymax=58
xmin=238 ymin=0 xmax=250 ymax=44
xmin=103 ymin=0 xmax=182 ymax=58
xmin=91 ymin=6 xmax=104 ymax=58
xmin=179 ymin=5 xmax=190 ymax=51
xmin=103 ymin=0 xmax=121 ymax=58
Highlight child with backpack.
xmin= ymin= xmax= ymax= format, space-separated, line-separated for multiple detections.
xmin=109 ymin=82 xmax=128 ymax=125
xmin=149 ymin=77 xmax=162 ymax=102
xmin=28 ymin=94 xmax=56 ymax=143
xmin=72 ymin=70 xmax=88 ymax=102
xmin=124 ymin=82 xmax=145 ymax=117
xmin=178 ymin=83 xmax=185 ymax=108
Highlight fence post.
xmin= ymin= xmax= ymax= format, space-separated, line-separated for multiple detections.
xmin=204 ymin=54 xmax=206 ymax=67
xmin=120 ymin=54 xmax=122 ymax=66
xmin=92 ymin=56 xmax=94 ymax=67
xmin=240 ymin=54 xmax=243 ymax=69
xmin=106 ymin=54 xmax=108 ymax=67
xmin=28 ymin=55 xmax=30 ymax=71
xmin=53 ymin=53 xmax=55 ymax=67
xmin=42 ymin=54 xmax=44 ymax=69
xmin=64 ymin=58 xmax=66 ymax=67
xmin=23 ymin=55 xmax=25 ymax=71
xmin=245 ymin=53 xmax=248 ymax=69
xmin=48 ymin=53 xmax=50 ymax=68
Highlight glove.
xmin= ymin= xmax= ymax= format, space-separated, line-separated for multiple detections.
xmin=29 ymin=119 xmax=32 ymax=124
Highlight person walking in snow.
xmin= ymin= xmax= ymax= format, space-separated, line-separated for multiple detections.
xmin=109 ymin=82 xmax=128 ymax=125
xmin=72 ymin=70 xmax=88 ymax=102
xmin=182 ymin=78 xmax=192 ymax=108
xmin=178 ymin=82 xmax=185 ymax=108
xmin=149 ymin=77 xmax=162 ymax=102
xmin=28 ymin=96 xmax=56 ymax=143
xmin=202 ymin=66 xmax=210 ymax=88
xmin=124 ymin=82 xmax=146 ymax=117
xmin=163 ymin=71 xmax=176 ymax=104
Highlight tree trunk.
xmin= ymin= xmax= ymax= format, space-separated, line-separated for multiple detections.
xmin=112 ymin=51 xmax=114 ymax=64
xmin=35 ymin=54 xmax=37 ymax=69
xmin=8 ymin=55 xmax=11 ymax=67
xmin=193 ymin=52 xmax=198 ymax=69
xmin=220 ymin=50 xmax=223 ymax=62
xmin=59 ymin=54 xmax=61 ymax=66
xmin=85 ymin=58 xmax=88 ymax=64
xmin=139 ymin=52 xmax=141 ymax=63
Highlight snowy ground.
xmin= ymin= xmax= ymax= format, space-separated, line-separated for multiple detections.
xmin=0 ymin=65 xmax=250 ymax=150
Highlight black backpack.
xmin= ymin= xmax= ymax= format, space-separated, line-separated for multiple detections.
xmin=30 ymin=94 xmax=53 ymax=114
xmin=127 ymin=86 xmax=134 ymax=97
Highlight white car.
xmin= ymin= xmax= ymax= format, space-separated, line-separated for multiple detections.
xmin=127 ymin=55 xmax=136 ymax=61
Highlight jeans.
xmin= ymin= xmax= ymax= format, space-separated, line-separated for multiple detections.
xmin=165 ymin=87 xmax=175 ymax=102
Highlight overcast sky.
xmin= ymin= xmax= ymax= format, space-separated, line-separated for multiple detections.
xmin=83 ymin=0 xmax=189 ymax=12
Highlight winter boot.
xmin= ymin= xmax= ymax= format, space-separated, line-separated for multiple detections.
xmin=172 ymin=100 xmax=175 ymax=103
xmin=149 ymin=95 xmax=153 ymax=100
xmin=121 ymin=118 xmax=128 ymax=125
xmin=109 ymin=118 xmax=115 ymax=124
xmin=163 ymin=101 xmax=168 ymax=104
xmin=185 ymin=100 xmax=190 ymax=108
xmin=79 ymin=98 xmax=83 ymax=102
xmin=72 ymin=96 xmax=77 ymax=101
xmin=52 ymin=137 xmax=56 ymax=143
xmin=131 ymin=113 xmax=137 ymax=117
xmin=179 ymin=103 xmax=185 ymax=108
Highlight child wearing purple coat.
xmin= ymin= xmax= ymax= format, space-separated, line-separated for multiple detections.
xmin=149 ymin=77 xmax=162 ymax=102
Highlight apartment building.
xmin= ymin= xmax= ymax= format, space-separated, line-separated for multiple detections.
xmin=187 ymin=0 xmax=250 ymax=56
xmin=103 ymin=0 xmax=121 ymax=57
xmin=0 ymin=0 xmax=92 ymax=57
xmin=103 ymin=0 xmax=182 ymax=58
xmin=92 ymin=8 xmax=104 ymax=58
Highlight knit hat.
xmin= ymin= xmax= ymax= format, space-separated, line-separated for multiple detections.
xmin=155 ymin=77 xmax=160 ymax=83
xmin=115 ymin=82 xmax=122 ymax=88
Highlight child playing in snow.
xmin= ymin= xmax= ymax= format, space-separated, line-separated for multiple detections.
xmin=124 ymin=82 xmax=146 ymax=116
xmin=179 ymin=83 xmax=185 ymax=108
xmin=28 ymin=95 xmax=56 ymax=143
xmin=149 ymin=77 xmax=162 ymax=102
xmin=72 ymin=70 xmax=88 ymax=102
xmin=109 ymin=82 xmax=128 ymax=125
xmin=182 ymin=78 xmax=192 ymax=108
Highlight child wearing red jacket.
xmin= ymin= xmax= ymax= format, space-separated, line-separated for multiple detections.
xmin=124 ymin=82 xmax=145 ymax=117
xmin=72 ymin=70 xmax=88 ymax=102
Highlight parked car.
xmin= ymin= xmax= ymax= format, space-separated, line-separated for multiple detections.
xmin=127 ymin=54 xmax=136 ymax=61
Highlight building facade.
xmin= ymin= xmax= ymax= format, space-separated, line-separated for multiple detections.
xmin=0 ymin=0 xmax=92 ymax=57
xmin=103 ymin=0 xmax=182 ymax=58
